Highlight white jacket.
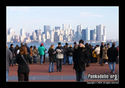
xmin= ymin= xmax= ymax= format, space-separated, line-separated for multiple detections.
xmin=95 ymin=47 xmax=100 ymax=55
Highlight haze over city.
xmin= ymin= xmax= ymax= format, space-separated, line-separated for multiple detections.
xmin=7 ymin=6 xmax=119 ymax=41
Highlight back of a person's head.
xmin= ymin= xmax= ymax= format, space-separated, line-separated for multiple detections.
xmin=58 ymin=42 xmax=61 ymax=46
xmin=20 ymin=45 xmax=27 ymax=55
xmin=74 ymin=42 xmax=77 ymax=45
xmin=79 ymin=39 xmax=84 ymax=44
xmin=65 ymin=43 xmax=68 ymax=45
xmin=112 ymin=42 xmax=115 ymax=47
xmin=10 ymin=44 xmax=13 ymax=47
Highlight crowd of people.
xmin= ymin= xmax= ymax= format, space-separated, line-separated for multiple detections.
xmin=6 ymin=39 xmax=119 ymax=82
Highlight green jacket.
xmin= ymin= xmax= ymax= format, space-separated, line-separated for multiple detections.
xmin=38 ymin=46 xmax=45 ymax=55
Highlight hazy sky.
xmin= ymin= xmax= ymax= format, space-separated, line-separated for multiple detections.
xmin=7 ymin=6 xmax=119 ymax=40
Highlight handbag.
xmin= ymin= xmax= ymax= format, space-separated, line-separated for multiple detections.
xmin=56 ymin=53 xmax=64 ymax=59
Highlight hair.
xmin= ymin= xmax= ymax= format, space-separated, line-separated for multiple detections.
xmin=58 ymin=42 xmax=61 ymax=45
xmin=79 ymin=39 xmax=84 ymax=44
xmin=10 ymin=44 xmax=13 ymax=47
xmin=33 ymin=46 xmax=36 ymax=49
xmin=74 ymin=42 xmax=77 ymax=45
xmin=69 ymin=45 xmax=72 ymax=48
xmin=50 ymin=45 xmax=54 ymax=49
xmin=65 ymin=43 xmax=68 ymax=45
xmin=30 ymin=46 xmax=32 ymax=48
xmin=112 ymin=42 xmax=115 ymax=47
xmin=20 ymin=45 xmax=28 ymax=55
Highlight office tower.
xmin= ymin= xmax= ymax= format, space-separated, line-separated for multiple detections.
xmin=44 ymin=25 xmax=50 ymax=33
xmin=76 ymin=25 xmax=82 ymax=41
xmin=96 ymin=24 xmax=106 ymax=42
xmin=50 ymin=30 xmax=54 ymax=42
xmin=54 ymin=32 xmax=59 ymax=42
xmin=55 ymin=26 xmax=60 ymax=30
xmin=20 ymin=28 xmax=25 ymax=36
xmin=90 ymin=29 xmax=96 ymax=41
xmin=81 ymin=28 xmax=89 ymax=41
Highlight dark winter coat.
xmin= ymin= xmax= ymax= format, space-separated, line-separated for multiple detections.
xmin=16 ymin=54 xmax=32 ymax=73
xmin=100 ymin=45 xmax=104 ymax=58
xmin=73 ymin=45 xmax=78 ymax=62
xmin=68 ymin=47 xmax=73 ymax=56
xmin=9 ymin=47 xmax=15 ymax=57
xmin=48 ymin=48 xmax=55 ymax=62
xmin=107 ymin=46 xmax=118 ymax=62
xmin=73 ymin=45 xmax=88 ymax=72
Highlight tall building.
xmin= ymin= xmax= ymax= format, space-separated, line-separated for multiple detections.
xmin=81 ymin=28 xmax=89 ymax=41
xmin=20 ymin=28 xmax=25 ymax=36
xmin=75 ymin=25 xmax=82 ymax=41
xmin=90 ymin=29 xmax=96 ymax=41
xmin=44 ymin=25 xmax=50 ymax=33
xmin=96 ymin=24 xmax=106 ymax=42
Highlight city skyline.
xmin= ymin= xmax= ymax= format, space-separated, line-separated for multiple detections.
xmin=7 ymin=6 xmax=119 ymax=40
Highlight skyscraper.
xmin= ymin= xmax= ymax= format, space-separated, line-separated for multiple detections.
xmin=90 ymin=29 xmax=96 ymax=41
xmin=76 ymin=25 xmax=82 ymax=41
xmin=81 ymin=28 xmax=89 ymax=41
xmin=96 ymin=24 xmax=106 ymax=42
xmin=20 ymin=28 xmax=25 ymax=36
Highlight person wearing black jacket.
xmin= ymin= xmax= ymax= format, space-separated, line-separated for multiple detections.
xmin=99 ymin=42 xmax=104 ymax=66
xmin=55 ymin=42 xmax=64 ymax=72
xmin=48 ymin=45 xmax=56 ymax=72
xmin=68 ymin=45 xmax=73 ymax=65
xmin=107 ymin=42 xmax=118 ymax=74
xmin=16 ymin=45 xmax=32 ymax=82
xmin=9 ymin=44 xmax=15 ymax=66
xmin=85 ymin=43 xmax=91 ymax=67
xmin=73 ymin=40 xmax=88 ymax=82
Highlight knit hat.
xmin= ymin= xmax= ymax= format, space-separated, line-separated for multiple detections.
xmin=41 ymin=43 xmax=44 ymax=46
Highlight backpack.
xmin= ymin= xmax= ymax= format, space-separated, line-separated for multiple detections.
xmin=92 ymin=50 xmax=97 ymax=58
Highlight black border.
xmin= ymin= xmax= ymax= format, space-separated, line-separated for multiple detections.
xmin=0 ymin=0 xmax=120 ymax=88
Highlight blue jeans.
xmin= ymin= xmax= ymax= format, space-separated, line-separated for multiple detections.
xmin=56 ymin=59 xmax=63 ymax=72
xmin=76 ymin=71 xmax=84 ymax=82
xmin=6 ymin=70 xmax=9 ymax=82
xmin=69 ymin=56 xmax=73 ymax=64
xmin=99 ymin=58 xmax=103 ymax=65
xmin=109 ymin=62 xmax=116 ymax=72
xmin=49 ymin=62 xmax=54 ymax=72
xmin=40 ymin=55 xmax=44 ymax=64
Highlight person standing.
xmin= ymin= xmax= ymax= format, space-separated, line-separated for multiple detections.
xmin=38 ymin=43 xmax=45 ymax=64
xmin=9 ymin=44 xmax=15 ymax=66
xmin=94 ymin=45 xmax=100 ymax=63
xmin=65 ymin=43 xmax=69 ymax=64
xmin=48 ymin=45 xmax=56 ymax=72
xmin=30 ymin=46 xmax=33 ymax=64
xmin=107 ymin=42 xmax=118 ymax=74
xmin=14 ymin=45 xmax=20 ymax=65
xmin=55 ymin=42 xmax=64 ymax=72
xmin=68 ymin=45 xmax=73 ymax=65
xmin=100 ymin=42 xmax=104 ymax=66
xmin=85 ymin=43 xmax=90 ymax=67
xmin=102 ymin=44 xmax=108 ymax=64
xmin=63 ymin=45 xmax=67 ymax=65
xmin=16 ymin=45 xmax=32 ymax=82
xmin=6 ymin=45 xmax=12 ymax=82
xmin=73 ymin=40 xmax=88 ymax=82
xmin=32 ymin=46 xmax=38 ymax=63
xmin=73 ymin=42 xmax=78 ymax=65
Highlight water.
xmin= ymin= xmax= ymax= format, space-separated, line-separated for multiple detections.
xmin=7 ymin=41 xmax=119 ymax=50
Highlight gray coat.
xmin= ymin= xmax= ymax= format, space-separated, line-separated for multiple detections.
xmin=6 ymin=48 xmax=12 ymax=71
